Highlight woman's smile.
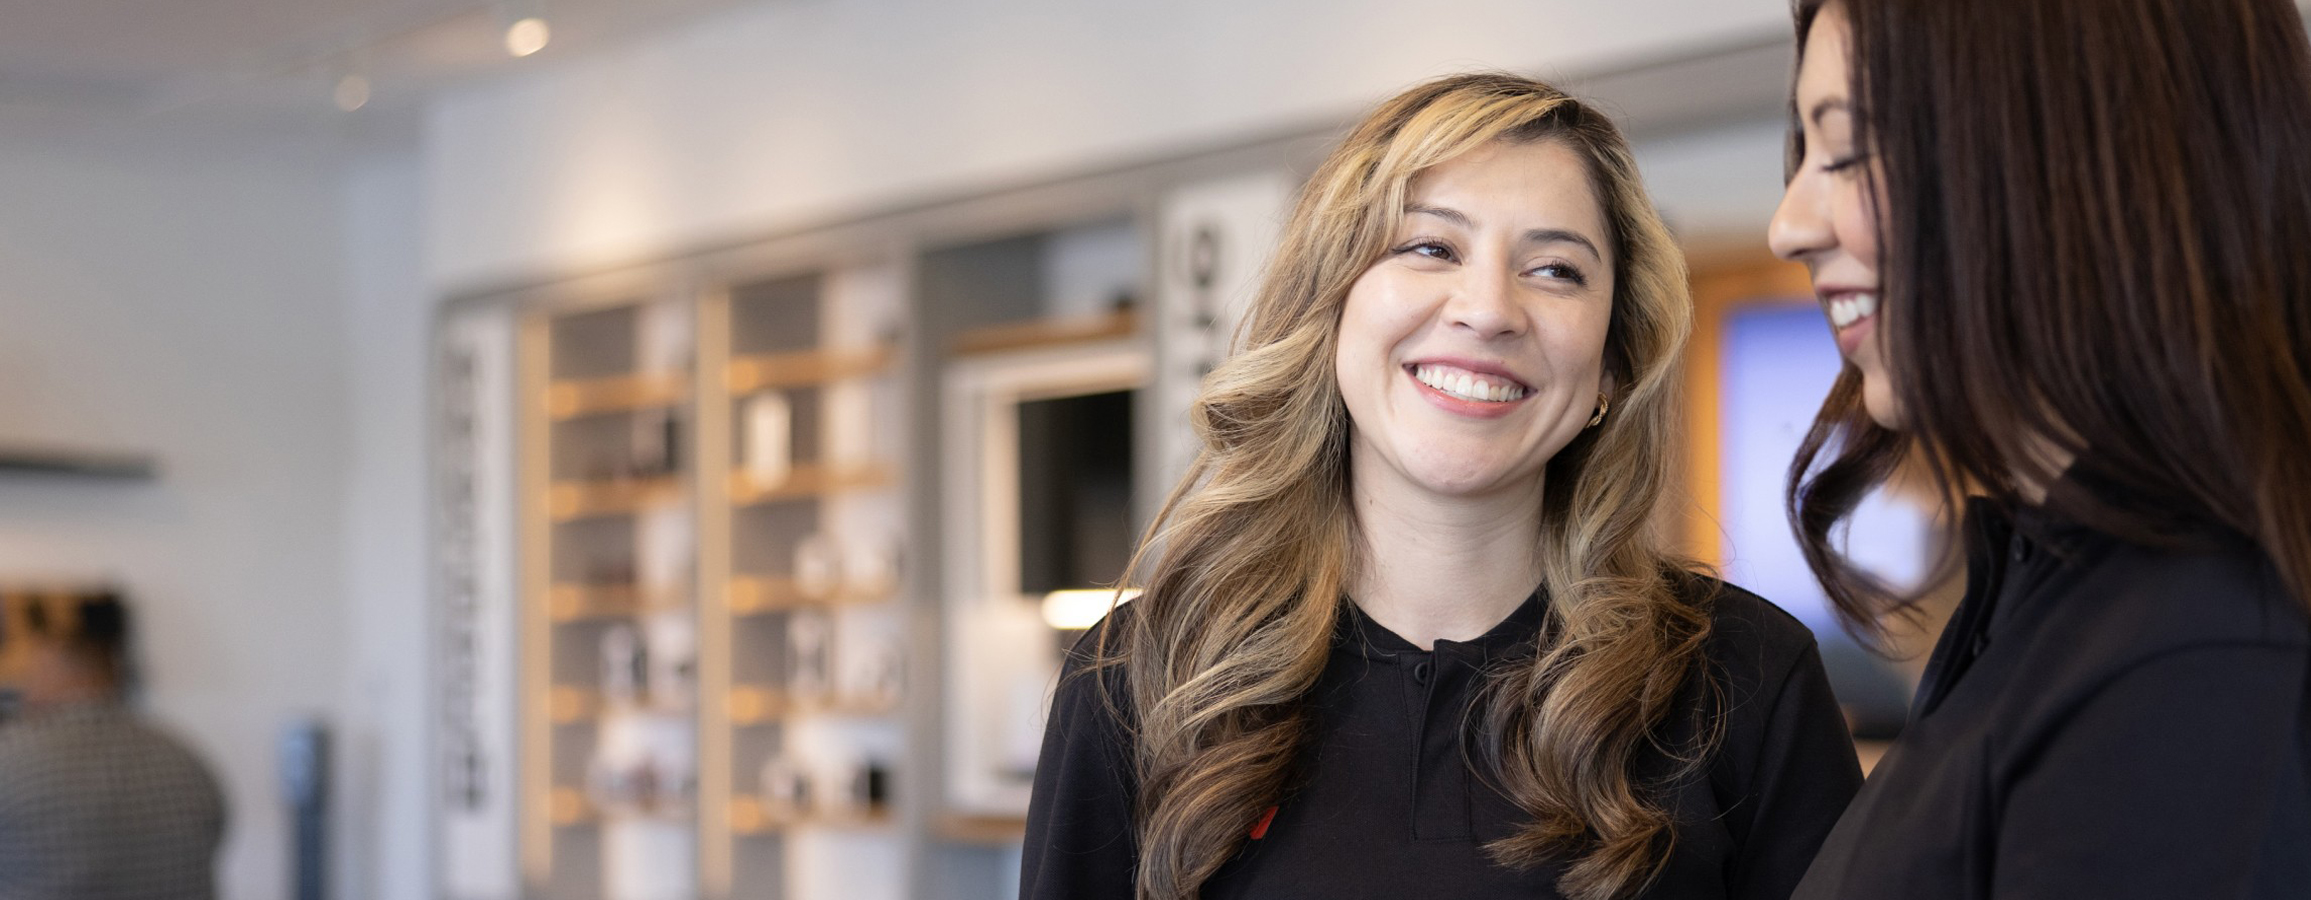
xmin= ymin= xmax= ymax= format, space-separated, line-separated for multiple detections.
xmin=1406 ymin=359 xmax=1533 ymax=419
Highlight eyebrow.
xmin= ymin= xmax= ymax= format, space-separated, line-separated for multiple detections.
xmin=1809 ymin=97 xmax=1850 ymax=127
xmin=1405 ymin=203 xmax=1604 ymax=261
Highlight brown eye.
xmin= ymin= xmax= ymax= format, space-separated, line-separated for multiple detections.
xmin=1398 ymin=241 xmax=1457 ymax=263
xmin=1532 ymin=262 xmax=1589 ymax=287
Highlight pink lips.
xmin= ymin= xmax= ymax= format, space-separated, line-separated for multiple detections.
xmin=1817 ymin=287 xmax=1877 ymax=359
xmin=1833 ymin=313 xmax=1874 ymax=358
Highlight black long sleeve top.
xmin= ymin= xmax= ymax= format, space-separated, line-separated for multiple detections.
xmin=1022 ymin=577 xmax=1863 ymax=899
xmin=1793 ymin=496 xmax=2311 ymax=899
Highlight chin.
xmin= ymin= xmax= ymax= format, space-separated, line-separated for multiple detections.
xmin=1401 ymin=451 xmax=1541 ymax=499
xmin=1861 ymin=376 xmax=1905 ymax=430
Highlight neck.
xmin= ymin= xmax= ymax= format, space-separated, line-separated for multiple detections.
xmin=2013 ymin=436 xmax=2081 ymax=506
xmin=18 ymin=658 xmax=116 ymax=710
xmin=1347 ymin=465 xmax=1546 ymax=650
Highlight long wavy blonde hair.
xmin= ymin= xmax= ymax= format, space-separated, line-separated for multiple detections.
xmin=1092 ymin=72 xmax=1707 ymax=900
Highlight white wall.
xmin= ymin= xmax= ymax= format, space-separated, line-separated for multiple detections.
xmin=336 ymin=144 xmax=435 ymax=900
xmin=1635 ymin=118 xmax=1792 ymax=250
xmin=0 ymin=129 xmax=350 ymax=900
xmin=424 ymin=0 xmax=1790 ymax=292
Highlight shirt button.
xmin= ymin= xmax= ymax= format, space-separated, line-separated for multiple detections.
xmin=1411 ymin=661 xmax=1433 ymax=684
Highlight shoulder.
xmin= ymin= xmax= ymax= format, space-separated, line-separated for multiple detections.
xmin=2018 ymin=536 xmax=2309 ymax=702
xmin=1664 ymin=575 xmax=1858 ymax=811
xmin=1049 ymin=603 xmax=1138 ymax=743
xmin=1677 ymin=573 xmax=1827 ymax=701
xmin=125 ymin=717 xmax=225 ymax=789
xmin=0 ymin=710 xmax=215 ymax=804
xmin=2063 ymin=536 xmax=2306 ymax=650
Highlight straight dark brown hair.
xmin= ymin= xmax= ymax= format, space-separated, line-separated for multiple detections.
xmin=1787 ymin=0 xmax=2311 ymax=640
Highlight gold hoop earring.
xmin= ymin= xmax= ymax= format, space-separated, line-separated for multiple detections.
xmin=1586 ymin=391 xmax=1611 ymax=429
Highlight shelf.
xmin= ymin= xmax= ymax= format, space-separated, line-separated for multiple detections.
xmin=549 ymin=687 xmax=598 ymax=724
xmin=933 ymin=813 xmax=1027 ymax=846
xmin=728 ymin=344 xmax=897 ymax=394
xmin=550 ymin=787 xmax=694 ymax=828
xmin=728 ymin=577 xmax=898 ymax=615
xmin=948 ymin=308 xmax=1136 ymax=357
xmin=548 ymin=687 xmax=695 ymax=724
xmin=549 ymin=583 xmax=691 ymax=622
xmin=547 ymin=372 xmax=690 ymax=420
xmin=728 ymin=686 xmax=900 ymax=726
xmin=551 ymin=787 xmax=595 ymax=827
xmin=728 ymin=461 xmax=894 ymax=507
xmin=730 ymin=794 xmax=894 ymax=835
xmin=548 ymin=476 xmax=684 ymax=522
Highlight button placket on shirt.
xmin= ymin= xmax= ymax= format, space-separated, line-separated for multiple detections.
xmin=1406 ymin=643 xmax=1477 ymax=841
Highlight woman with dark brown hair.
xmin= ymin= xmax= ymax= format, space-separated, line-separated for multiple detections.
xmin=1022 ymin=73 xmax=1863 ymax=900
xmin=1772 ymin=0 xmax=2311 ymax=895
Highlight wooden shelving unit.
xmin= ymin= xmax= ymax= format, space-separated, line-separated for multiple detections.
xmin=548 ymin=371 xmax=691 ymax=420
xmin=519 ymin=298 xmax=705 ymax=900
xmin=931 ymin=813 xmax=1030 ymax=847
xmin=703 ymin=269 xmax=913 ymax=900
xmin=493 ymin=240 xmax=1096 ymax=900
xmin=727 ymin=461 xmax=896 ymax=508
xmin=948 ymin=307 xmax=1136 ymax=356
xmin=546 ymin=476 xmax=684 ymax=522
xmin=729 ymin=794 xmax=896 ymax=836
xmin=728 ymin=576 xmax=898 ymax=616
xmin=547 ymin=582 xmax=689 ymax=622
xmin=728 ymin=343 xmax=897 ymax=394
xmin=726 ymin=686 xmax=901 ymax=726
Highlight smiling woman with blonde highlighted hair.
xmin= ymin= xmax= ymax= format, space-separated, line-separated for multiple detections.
xmin=1021 ymin=73 xmax=1860 ymax=900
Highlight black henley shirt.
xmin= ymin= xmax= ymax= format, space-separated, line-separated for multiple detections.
xmin=1792 ymin=496 xmax=2311 ymax=898
xmin=1022 ymin=577 xmax=1863 ymax=899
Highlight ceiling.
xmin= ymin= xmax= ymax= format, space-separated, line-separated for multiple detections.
xmin=0 ymin=0 xmax=763 ymax=129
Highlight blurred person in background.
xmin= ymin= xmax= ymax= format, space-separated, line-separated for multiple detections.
xmin=1772 ymin=0 xmax=2311 ymax=895
xmin=1024 ymin=73 xmax=1861 ymax=900
xmin=0 ymin=592 xmax=226 ymax=900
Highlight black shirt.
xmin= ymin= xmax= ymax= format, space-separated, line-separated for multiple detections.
xmin=1793 ymin=498 xmax=2311 ymax=899
xmin=1022 ymin=578 xmax=1863 ymax=899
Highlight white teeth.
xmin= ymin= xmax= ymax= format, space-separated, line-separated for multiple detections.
xmin=1412 ymin=364 xmax=1528 ymax=403
xmin=1828 ymin=293 xmax=1878 ymax=329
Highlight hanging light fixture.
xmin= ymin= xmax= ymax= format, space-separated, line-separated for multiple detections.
xmin=504 ymin=15 xmax=551 ymax=57
xmin=332 ymin=73 xmax=371 ymax=112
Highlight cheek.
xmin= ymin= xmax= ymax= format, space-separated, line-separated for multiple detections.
xmin=1551 ymin=295 xmax=1615 ymax=388
xmin=1335 ymin=271 xmax=1423 ymax=374
xmin=1834 ymin=180 xmax=1884 ymax=272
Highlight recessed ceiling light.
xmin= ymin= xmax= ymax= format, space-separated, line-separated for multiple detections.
xmin=333 ymin=74 xmax=371 ymax=112
xmin=505 ymin=17 xmax=551 ymax=58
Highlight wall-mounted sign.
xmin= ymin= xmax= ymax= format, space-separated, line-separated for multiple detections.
xmin=434 ymin=309 xmax=520 ymax=900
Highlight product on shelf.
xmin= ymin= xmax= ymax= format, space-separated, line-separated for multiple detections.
xmin=786 ymin=609 xmax=834 ymax=700
xmin=643 ymin=613 xmax=697 ymax=710
xmin=741 ymin=391 xmax=793 ymax=488
xmin=601 ymin=623 xmax=646 ymax=706
xmin=759 ymin=754 xmax=811 ymax=820
xmin=844 ymin=758 xmax=892 ymax=815
xmin=850 ymin=635 xmax=906 ymax=709
xmin=845 ymin=531 xmax=903 ymax=599
xmin=792 ymin=533 xmax=843 ymax=601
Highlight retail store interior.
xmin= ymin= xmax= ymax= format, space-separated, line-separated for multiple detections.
xmin=0 ymin=1 xmax=2009 ymax=898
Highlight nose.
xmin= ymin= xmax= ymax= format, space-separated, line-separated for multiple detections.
xmin=1768 ymin=169 xmax=1833 ymax=262
xmin=1442 ymin=263 xmax=1524 ymax=339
